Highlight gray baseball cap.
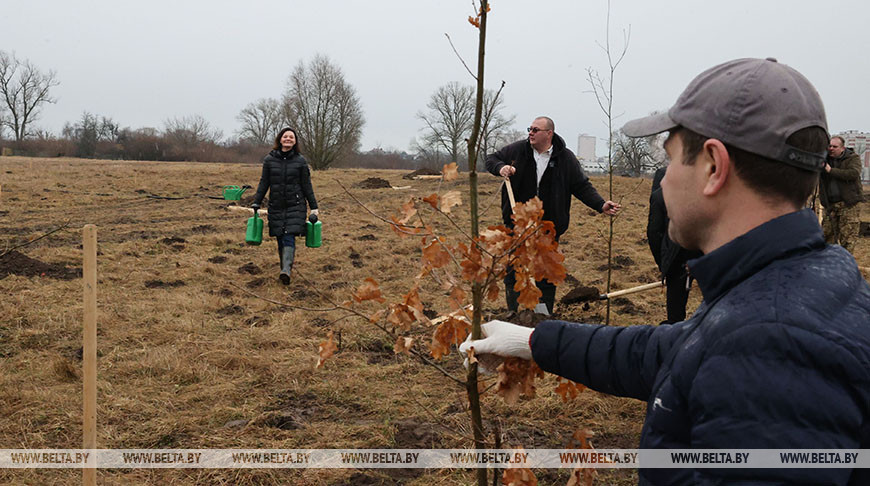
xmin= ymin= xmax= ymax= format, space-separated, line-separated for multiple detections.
xmin=622 ymin=57 xmax=828 ymax=171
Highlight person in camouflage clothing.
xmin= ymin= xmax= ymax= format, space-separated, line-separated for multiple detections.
xmin=820 ymin=135 xmax=864 ymax=254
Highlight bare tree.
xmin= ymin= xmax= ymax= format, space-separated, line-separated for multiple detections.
xmin=417 ymin=82 xmax=475 ymax=167
xmin=163 ymin=114 xmax=223 ymax=147
xmin=62 ymin=112 xmax=124 ymax=157
xmin=236 ymin=98 xmax=283 ymax=144
xmin=417 ymin=82 xmax=515 ymax=170
xmin=611 ymin=129 xmax=663 ymax=176
xmin=476 ymin=87 xmax=516 ymax=168
xmin=282 ymin=55 xmax=364 ymax=170
xmin=0 ymin=51 xmax=60 ymax=142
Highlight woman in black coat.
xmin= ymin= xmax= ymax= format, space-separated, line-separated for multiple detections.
xmin=251 ymin=127 xmax=318 ymax=284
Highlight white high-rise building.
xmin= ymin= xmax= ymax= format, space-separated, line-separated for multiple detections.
xmin=577 ymin=134 xmax=596 ymax=161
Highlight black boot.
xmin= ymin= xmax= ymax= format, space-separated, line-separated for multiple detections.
xmin=279 ymin=246 xmax=295 ymax=285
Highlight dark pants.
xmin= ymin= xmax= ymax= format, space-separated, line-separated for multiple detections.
xmin=276 ymin=234 xmax=296 ymax=264
xmin=277 ymin=233 xmax=296 ymax=250
xmin=504 ymin=267 xmax=556 ymax=314
xmin=663 ymin=265 xmax=691 ymax=324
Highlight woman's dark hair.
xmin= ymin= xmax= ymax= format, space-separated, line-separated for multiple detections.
xmin=273 ymin=127 xmax=301 ymax=154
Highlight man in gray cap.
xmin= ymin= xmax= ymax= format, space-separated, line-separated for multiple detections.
xmin=461 ymin=58 xmax=870 ymax=484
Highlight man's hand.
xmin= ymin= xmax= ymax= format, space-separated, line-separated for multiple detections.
xmin=602 ymin=200 xmax=621 ymax=215
xmin=824 ymin=163 xmax=831 ymax=173
xmin=310 ymin=208 xmax=319 ymax=217
xmin=458 ymin=320 xmax=533 ymax=361
xmin=499 ymin=165 xmax=516 ymax=178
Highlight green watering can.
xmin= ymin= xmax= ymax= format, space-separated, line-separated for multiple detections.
xmin=306 ymin=214 xmax=322 ymax=248
xmin=246 ymin=210 xmax=263 ymax=246
xmin=223 ymin=185 xmax=250 ymax=201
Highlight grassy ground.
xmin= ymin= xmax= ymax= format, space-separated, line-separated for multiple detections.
xmin=0 ymin=156 xmax=867 ymax=485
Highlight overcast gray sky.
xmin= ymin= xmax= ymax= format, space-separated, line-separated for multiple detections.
xmin=3 ymin=0 xmax=867 ymax=156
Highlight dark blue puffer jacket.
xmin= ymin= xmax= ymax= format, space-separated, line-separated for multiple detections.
xmin=532 ymin=209 xmax=870 ymax=485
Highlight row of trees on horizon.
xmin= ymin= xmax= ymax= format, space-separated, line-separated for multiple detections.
xmin=0 ymin=50 xmax=664 ymax=175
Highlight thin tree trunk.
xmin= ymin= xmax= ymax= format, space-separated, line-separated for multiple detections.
xmin=466 ymin=2 xmax=489 ymax=485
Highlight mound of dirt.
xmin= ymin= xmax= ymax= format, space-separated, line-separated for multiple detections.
xmin=402 ymin=167 xmax=441 ymax=179
xmin=354 ymin=177 xmax=392 ymax=189
xmin=0 ymin=251 xmax=81 ymax=280
xmin=560 ymin=285 xmax=600 ymax=305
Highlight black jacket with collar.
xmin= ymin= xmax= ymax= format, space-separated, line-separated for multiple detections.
xmin=251 ymin=149 xmax=318 ymax=237
xmin=485 ymin=133 xmax=605 ymax=238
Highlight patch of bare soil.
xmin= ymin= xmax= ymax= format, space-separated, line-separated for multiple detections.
xmin=0 ymin=250 xmax=81 ymax=280
xmin=207 ymin=255 xmax=227 ymax=264
xmin=244 ymin=315 xmax=269 ymax=327
xmin=144 ymin=279 xmax=186 ymax=289
xmin=392 ymin=419 xmax=445 ymax=448
xmin=402 ymin=167 xmax=441 ymax=179
xmin=216 ymin=304 xmax=244 ymax=316
xmin=245 ymin=277 xmax=267 ymax=288
xmin=160 ymin=236 xmax=187 ymax=245
xmin=612 ymin=297 xmax=641 ymax=315
xmin=596 ymin=255 xmax=636 ymax=271
xmin=239 ymin=195 xmax=266 ymax=207
xmin=861 ymin=221 xmax=870 ymax=237
xmin=190 ymin=224 xmax=217 ymax=234
xmin=237 ymin=262 xmax=262 ymax=274
xmin=354 ymin=177 xmax=392 ymax=189
xmin=349 ymin=248 xmax=364 ymax=268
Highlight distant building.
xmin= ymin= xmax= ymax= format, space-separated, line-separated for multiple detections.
xmin=837 ymin=130 xmax=870 ymax=182
xmin=580 ymin=156 xmax=608 ymax=175
xmin=577 ymin=134 xmax=596 ymax=162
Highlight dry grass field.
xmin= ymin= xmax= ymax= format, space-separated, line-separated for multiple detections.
xmin=0 ymin=156 xmax=867 ymax=486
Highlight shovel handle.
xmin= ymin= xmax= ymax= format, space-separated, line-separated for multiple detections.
xmin=504 ymin=177 xmax=516 ymax=211
xmin=600 ymin=281 xmax=663 ymax=300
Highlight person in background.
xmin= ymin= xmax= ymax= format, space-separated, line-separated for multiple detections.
xmin=462 ymin=58 xmax=870 ymax=485
xmin=646 ymin=166 xmax=702 ymax=323
xmin=819 ymin=135 xmax=863 ymax=254
xmin=251 ymin=127 xmax=318 ymax=285
xmin=485 ymin=116 xmax=620 ymax=313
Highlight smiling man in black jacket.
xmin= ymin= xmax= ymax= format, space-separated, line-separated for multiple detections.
xmin=485 ymin=116 xmax=620 ymax=313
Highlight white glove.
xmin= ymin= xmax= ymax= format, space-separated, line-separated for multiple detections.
xmin=310 ymin=209 xmax=319 ymax=217
xmin=458 ymin=320 xmax=533 ymax=361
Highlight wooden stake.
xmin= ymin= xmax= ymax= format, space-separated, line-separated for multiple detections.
xmin=503 ymin=177 xmax=516 ymax=209
xmin=82 ymin=225 xmax=97 ymax=486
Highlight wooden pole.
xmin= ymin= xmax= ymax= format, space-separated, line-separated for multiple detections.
xmin=600 ymin=281 xmax=663 ymax=300
xmin=503 ymin=177 xmax=516 ymax=209
xmin=82 ymin=225 xmax=97 ymax=486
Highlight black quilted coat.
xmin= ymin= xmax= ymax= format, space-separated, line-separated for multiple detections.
xmin=251 ymin=150 xmax=318 ymax=237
